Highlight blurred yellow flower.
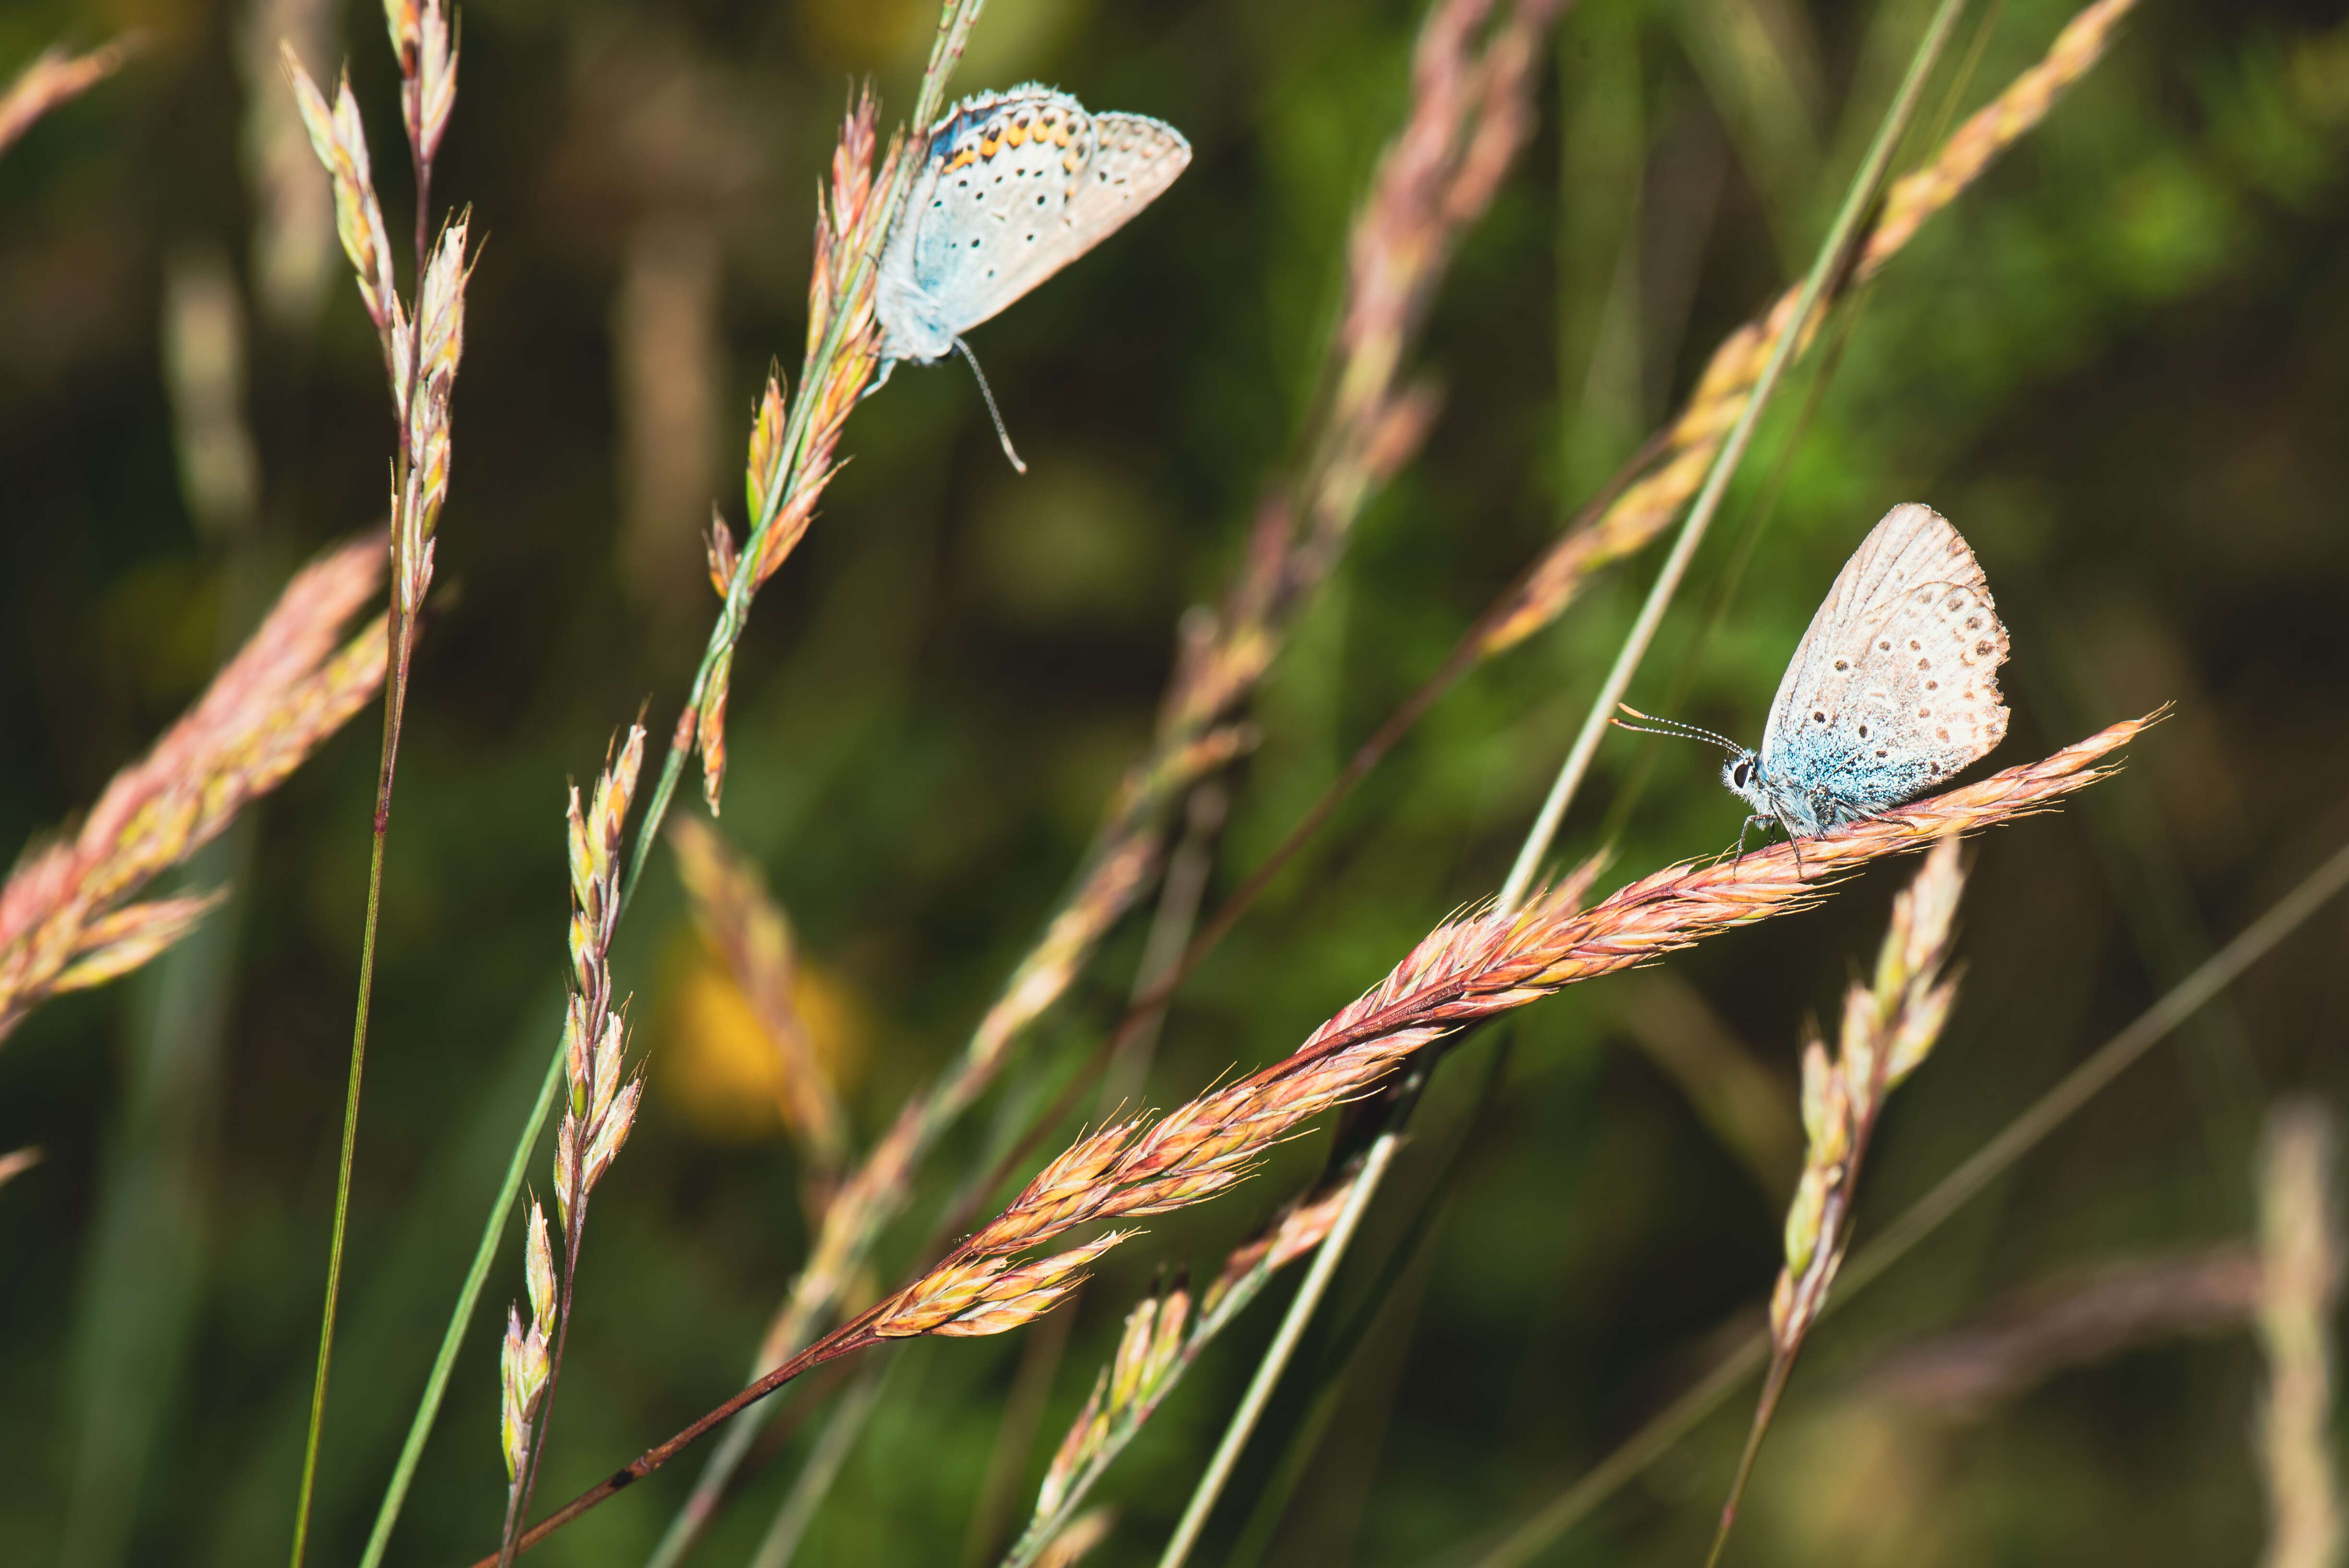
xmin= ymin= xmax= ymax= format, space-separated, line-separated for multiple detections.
xmin=657 ymin=932 xmax=866 ymax=1145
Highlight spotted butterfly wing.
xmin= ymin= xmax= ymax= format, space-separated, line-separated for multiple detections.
xmin=1757 ymin=503 xmax=2010 ymax=819
xmin=876 ymin=86 xmax=1191 ymax=367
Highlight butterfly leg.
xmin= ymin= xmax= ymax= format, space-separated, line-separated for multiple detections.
xmin=1780 ymin=815 xmax=1809 ymax=881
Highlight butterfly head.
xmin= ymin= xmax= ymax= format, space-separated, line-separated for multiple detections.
xmin=1721 ymin=749 xmax=1769 ymax=813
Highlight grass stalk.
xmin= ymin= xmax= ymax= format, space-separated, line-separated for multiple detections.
xmin=287 ymin=6 xmax=468 ymax=1556
xmin=358 ymin=1043 xmax=566 ymax=1568
xmin=745 ymin=1360 xmax=892 ymax=1568
xmin=1152 ymin=1131 xmax=1402 ymax=1568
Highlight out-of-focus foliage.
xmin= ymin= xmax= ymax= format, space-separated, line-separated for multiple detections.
xmin=5 ymin=0 xmax=2349 ymax=1565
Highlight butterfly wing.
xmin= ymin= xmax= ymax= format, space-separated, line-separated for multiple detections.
xmin=896 ymin=88 xmax=1189 ymax=348
xmin=1758 ymin=504 xmax=2010 ymax=812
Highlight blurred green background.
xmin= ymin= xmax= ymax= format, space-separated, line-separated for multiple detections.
xmin=6 ymin=0 xmax=2349 ymax=1563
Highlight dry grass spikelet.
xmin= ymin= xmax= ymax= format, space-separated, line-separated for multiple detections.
xmin=0 ymin=37 xmax=137 ymax=160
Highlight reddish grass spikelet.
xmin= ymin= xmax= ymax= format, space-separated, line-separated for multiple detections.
xmin=397 ymin=0 xmax=459 ymax=167
xmin=0 ymin=37 xmax=137 ymax=160
xmin=742 ymin=365 xmax=789 ymax=534
xmin=697 ymin=648 xmax=732 ymax=815
xmin=706 ymin=504 xmax=742 ymax=599
xmin=882 ymin=1231 xmax=1135 ymax=1339
xmin=686 ymin=92 xmax=885 ymax=821
xmin=0 ymin=538 xmax=388 ymax=1043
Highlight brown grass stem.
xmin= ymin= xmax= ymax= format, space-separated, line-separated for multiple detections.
xmin=1461 ymin=821 xmax=2349 ymax=1568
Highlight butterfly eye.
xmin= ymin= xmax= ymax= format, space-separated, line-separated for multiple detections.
xmin=1732 ymin=760 xmax=1752 ymax=788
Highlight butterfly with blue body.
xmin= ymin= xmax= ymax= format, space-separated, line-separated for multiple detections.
xmin=873 ymin=85 xmax=1192 ymax=468
xmin=1621 ymin=504 xmax=2011 ymax=859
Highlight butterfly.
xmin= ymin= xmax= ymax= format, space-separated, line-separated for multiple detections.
xmin=872 ymin=85 xmax=1193 ymax=470
xmin=1619 ymin=503 xmax=2011 ymax=861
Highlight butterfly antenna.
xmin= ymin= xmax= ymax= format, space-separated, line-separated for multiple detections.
xmin=951 ymin=336 xmax=1028 ymax=474
xmin=1610 ymin=703 xmax=1743 ymax=754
